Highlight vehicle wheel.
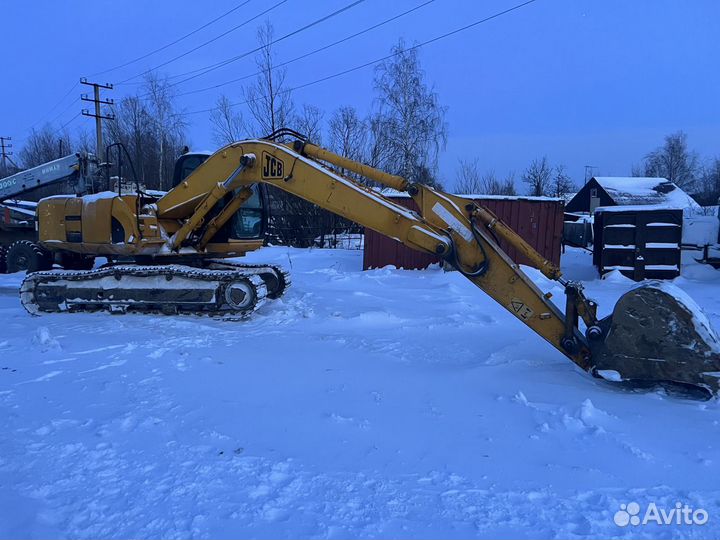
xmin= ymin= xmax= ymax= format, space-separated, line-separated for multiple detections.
xmin=59 ymin=251 xmax=96 ymax=270
xmin=0 ymin=246 xmax=7 ymax=274
xmin=5 ymin=241 xmax=53 ymax=273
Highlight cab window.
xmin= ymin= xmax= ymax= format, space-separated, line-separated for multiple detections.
xmin=172 ymin=153 xmax=210 ymax=188
xmin=229 ymin=185 xmax=263 ymax=239
xmin=180 ymin=155 xmax=208 ymax=182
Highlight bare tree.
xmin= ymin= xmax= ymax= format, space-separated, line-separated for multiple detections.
xmin=550 ymin=164 xmax=575 ymax=198
xmin=364 ymin=112 xmax=393 ymax=171
xmin=243 ymin=20 xmax=294 ymax=137
xmin=19 ymin=124 xmax=72 ymax=168
xmin=643 ymin=131 xmax=699 ymax=190
xmin=103 ymin=74 xmax=186 ymax=191
xmin=210 ymin=95 xmax=247 ymax=146
xmin=455 ymin=158 xmax=482 ymax=193
xmin=327 ymin=106 xmax=370 ymax=183
xmin=74 ymin=127 xmax=95 ymax=155
xmin=630 ymin=163 xmax=645 ymax=177
xmin=144 ymin=73 xmax=187 ymax=190
xmin=696 ymin=158 xmax=720 ymax=205
xmin=241 ymin=22 xmax=345 ymax=247
xmin=373 ymin=39 xmax=447 ymax=187
xmin=105 ymin=95 xmax=154 ymax=188
xmin=455 ymin=159 xmax=516 ymax=195
xmin=522 ymin=156 xmax=552 ymax=196
xmin=328 ymin=107 xmax=366 ymax=159
xmin=499 ymin=173 xmax=517 ymax=196
xmin=481 ymin=172 xmax=516 ymax=195
xmin=294 ymin=104 xmax=324 ymax=144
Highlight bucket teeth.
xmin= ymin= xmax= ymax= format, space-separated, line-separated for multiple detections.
xmin=589 ymin=281 xmax=720 ymax=396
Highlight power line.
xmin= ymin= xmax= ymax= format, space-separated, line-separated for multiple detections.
xmin=18 ymin=82 xmax=78 ymax=137
xmin=178 ymin=0 xmax=539 ymax=118
xmin=53 ymin=112 xmax=82 ymax=136
xmin=91 ymin=0 xmax=254 ymax=77
xmin=175 ymin=0 xmax=436 ymax=98
xmin=163 ymin=0 xmax=367 ymax=90
xmin=47 ymin=97 xmax=81 ymax=127
xmin=118 ymin=0 xmax=284 ymax=85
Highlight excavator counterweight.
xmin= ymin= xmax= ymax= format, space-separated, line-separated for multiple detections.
xmin=19 ymin=131 xmax=720 ymax=397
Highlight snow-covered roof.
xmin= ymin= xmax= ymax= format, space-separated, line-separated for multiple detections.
xmin=454 ymin=193 xmax=563 ymax=202
xmin=593 ymin=176 xmax=700 ymax=209
xmin=595 ymin=204 xmax=684 ymax=213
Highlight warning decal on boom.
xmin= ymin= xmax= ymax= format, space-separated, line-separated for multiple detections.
xmin=510 ymin=298 xmax=534 ymax=320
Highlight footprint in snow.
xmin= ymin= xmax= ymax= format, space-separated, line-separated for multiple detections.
xmin=32 ymin=326 xmax=60 ymax=351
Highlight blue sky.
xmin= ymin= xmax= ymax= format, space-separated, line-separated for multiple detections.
xmin=3 ymin=0 xmax=718 ymax=189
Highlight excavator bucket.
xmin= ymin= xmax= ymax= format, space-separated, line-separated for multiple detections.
xmin=590 ymin=281 xmax=720 ymax=397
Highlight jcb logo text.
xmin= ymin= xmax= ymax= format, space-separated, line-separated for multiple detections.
xmin=262 ymin=152 xmax=284 ymax=179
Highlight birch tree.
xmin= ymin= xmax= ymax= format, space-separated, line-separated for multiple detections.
xmin=372 ymin=39 xmax=447 ymax=187
xmin=243 ymin=20 xmax=294 ymax=137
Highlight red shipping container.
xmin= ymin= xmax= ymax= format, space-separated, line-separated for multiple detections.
xmin=363 ymin=195 xmax=564 ymax=271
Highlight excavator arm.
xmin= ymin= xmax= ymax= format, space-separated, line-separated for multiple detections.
xmin=156 ymin=138 xmax=594 ymax=371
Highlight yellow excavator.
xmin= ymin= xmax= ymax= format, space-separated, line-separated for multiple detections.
xmin=21 ymin=129 xmax=720 ymax=396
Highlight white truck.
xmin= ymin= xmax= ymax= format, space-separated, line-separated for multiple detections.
xmin=0 ymin=153 xmax=99 ymax=272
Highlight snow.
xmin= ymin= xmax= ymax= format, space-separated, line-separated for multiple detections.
xmin=1 ymin=247 xmax=720 ymax=538
xmin=80 ymin=190 xmax=121 ymax=202
xmin=374 ymin=187 xmax=411 ymax=198
xmin=453 ymin=194 xmax=563 ymax=202
xmin=603 ymin=265 xmax=635 ymax=271
xmin=314 ymin=233 xmax=364 ymax=250
xmin=597 ymin=204 xmax=683 ymax=212
xmin=376 ymin=187 xmax=563 ymax=202
xmin=593 ymin=177 xmax=701 ymax=212
xmin=0 ymin=199 xmax=38 ymax=209
xmin=595 ymin=176 xmax=669 ymax=191
xmin=683 ymin=215 xmax=719 ymax=246
xmin=642 ymin=280 xmax=720 ymax=354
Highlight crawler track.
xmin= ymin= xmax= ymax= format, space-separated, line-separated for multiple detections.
xmin=20 ymin=261 xmax=290 ymax=318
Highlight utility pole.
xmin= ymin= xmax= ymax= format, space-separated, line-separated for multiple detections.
xmin=0 ymin=136 xmax=12 ymax=177
xmin=80 ymin=78 xmax=114 ymax=159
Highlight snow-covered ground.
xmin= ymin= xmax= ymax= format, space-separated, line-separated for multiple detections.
xmin=1 ymin=247 xmax=719 ymax=538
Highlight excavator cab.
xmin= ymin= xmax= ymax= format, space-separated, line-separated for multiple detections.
xmin=224 ymin=185 xmax=265 ymax=239
xmin=172 ymin=151 xmax=211 ymax=188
